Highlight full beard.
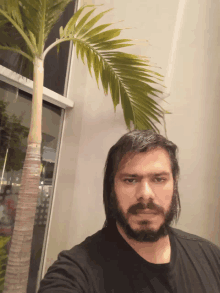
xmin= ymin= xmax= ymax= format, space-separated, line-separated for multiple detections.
xmin=111 ymin=190 xmax=179 ymax=243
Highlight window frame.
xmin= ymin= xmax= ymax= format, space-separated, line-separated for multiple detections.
xmin=0 ymin=65 xmax=74 ymax=109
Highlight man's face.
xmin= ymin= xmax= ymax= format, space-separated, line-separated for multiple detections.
xmin=113 ymin=147 xmax=178 ymax=243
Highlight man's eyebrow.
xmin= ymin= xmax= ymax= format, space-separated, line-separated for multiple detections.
xmin=119 ymin=171 xmax=170 ymax=177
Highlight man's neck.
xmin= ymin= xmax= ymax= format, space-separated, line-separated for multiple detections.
xmin=116 ymin=223 xmax=171 ymax=264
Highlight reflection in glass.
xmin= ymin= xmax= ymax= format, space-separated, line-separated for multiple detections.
xmin=0 ymin=80 xmax=62 ymax=292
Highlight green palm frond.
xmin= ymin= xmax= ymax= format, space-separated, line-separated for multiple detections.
xmin=0 ymin=3 xmax=35 ymax=54
xmin=0 ymin=0 xmax=168 ymax=132
xmin=0 ymin=1 xmax=35 ymax=78
xmin=61 ymin=3 xmax=102 ymax=37
xmin=0 ymin=5 xmax=34 ymax=78
xmin=0 ymin=0 xmax=74 ymax=57
xmin=2 ymin=0 xmax=24 ymax=29
xmin=55 ymin=4 xmax=167 ymax=132
xmin=0 ymin=0 xmax=74 ymax=78
xmin=17 ymin=0 xmax=73 ymax=54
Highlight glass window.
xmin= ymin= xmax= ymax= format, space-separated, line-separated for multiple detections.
xmin=0 ymin=0 xmax=76 ymax=96
xmin=0 ymin=80 xmax=62 ymax=293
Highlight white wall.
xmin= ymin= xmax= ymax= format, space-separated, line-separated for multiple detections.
xmin=165 ymin=0 xmax=220 ymax=244
xmin=42 ymin=0 xmax=220 ymax=277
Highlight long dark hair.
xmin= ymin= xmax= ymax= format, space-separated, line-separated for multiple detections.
xmin=103 ymin=130 xmax=181 ymax=228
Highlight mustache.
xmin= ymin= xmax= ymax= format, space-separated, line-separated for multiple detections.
xmin=128 ymin=201 xmax=164 ymax=215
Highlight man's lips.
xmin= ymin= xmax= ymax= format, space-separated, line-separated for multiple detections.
xmin=134 ymin=209 xmax=158 ymax=215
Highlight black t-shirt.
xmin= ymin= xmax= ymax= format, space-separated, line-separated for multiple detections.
xmin=38 ymin=223 xmax=220 ymax=293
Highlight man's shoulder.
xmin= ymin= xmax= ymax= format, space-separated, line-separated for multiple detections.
xmin=65 ymin=226 xmax=113 ymax=261
xmin=170 ymin=226 xmax=220 ymax=251
xmin=77 ymin=228 xmax=106 ymax=248
xmin=39 ymin=228 xmax=110 ymax=293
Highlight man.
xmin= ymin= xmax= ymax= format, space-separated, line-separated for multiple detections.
xmin=38 ymin=130 xmax=220 ymax=293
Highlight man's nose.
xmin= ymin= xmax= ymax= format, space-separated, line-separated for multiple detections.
xmin=135 ymin=181 xmax=155 ymax=201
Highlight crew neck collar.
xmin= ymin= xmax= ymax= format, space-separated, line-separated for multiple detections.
xmin=105 ymin=222 xmax=177 ymax=271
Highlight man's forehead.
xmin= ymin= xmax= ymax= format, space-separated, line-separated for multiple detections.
xmin=116 ymin=148 xmax=172 ymax=173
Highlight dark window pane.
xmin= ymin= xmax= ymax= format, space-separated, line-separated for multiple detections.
xmin=43 ymin=0 xmax=76 ymax=95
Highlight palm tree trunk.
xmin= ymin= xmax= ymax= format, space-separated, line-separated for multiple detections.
xmin=3 ymin=57 xmax=44 ymax=293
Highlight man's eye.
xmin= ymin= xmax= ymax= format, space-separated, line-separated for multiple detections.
xmin=123 ymin=178 xmax=166 ymax=184
xmin=124 ymin=179 xmax=137 ymax=184
xmin=154 ymin=177 xmax=166 ymax=183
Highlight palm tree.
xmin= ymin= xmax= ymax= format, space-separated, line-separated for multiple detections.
xmin=0 ymin=0 xmax=169 ymax=291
